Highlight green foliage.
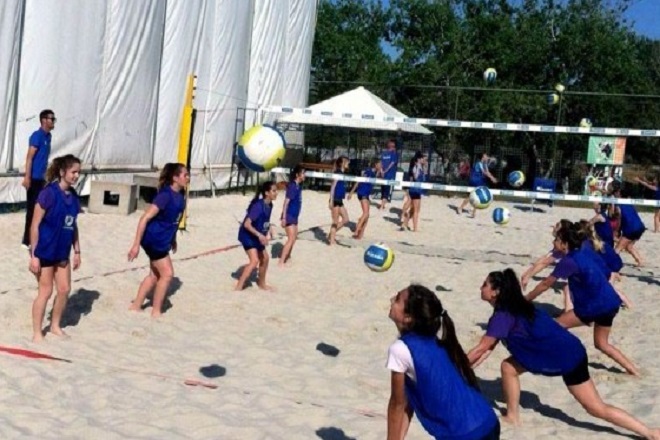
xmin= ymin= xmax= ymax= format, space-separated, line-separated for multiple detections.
xmin=311 ymin=0 xmax=660 ymax=165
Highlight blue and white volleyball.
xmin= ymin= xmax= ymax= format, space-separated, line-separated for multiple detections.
xmin=547 ymin=93 xmax=560 ymax=105
xmin=492 ymin=207 xmax=511 ymax=225
xmin=579 ymin=118 xmax=593 ymax=128
xmin=237 ymin=125 xmax=286 ymax=172
xmin=507 ymin=170 xmax=525 ymax=188
xmin=469 ymin=186 xmax=493 ymax=209
xmin=364 ymin=243 xmax=394 ymax=272
xmin=483 ymin=68 xmax=497 ymax=83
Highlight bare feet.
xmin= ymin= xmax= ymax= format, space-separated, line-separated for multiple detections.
xmin=499 ymin=414 xmax=521 ymax=426
xmin=150 ymin=311 xmax=162 ymax=318
xmin=32 ymin=332 xmax=45 ymax=343
xmin=128 ymin=302 xmax=143 ymax=312
xmin=645 ymin=428 xmax=660 ymax=440
xmin=258 ymin=283 xmax=275 ymax=292
xmin=50 ymin=328 xmax=70 ymax=338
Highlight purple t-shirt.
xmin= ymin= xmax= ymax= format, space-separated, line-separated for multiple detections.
xmin=486 ymin=310 xmax=529 ymax=340
xmin=550 ymin=255 xmax=579 ymax=280
xmin=152 ymin=190 xmax=171 ymax=211
xmin=37 ymin=185 xmax=76 ymax=210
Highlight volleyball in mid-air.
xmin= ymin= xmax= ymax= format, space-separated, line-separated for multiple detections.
xmin=492 ymin=207 xmax=511 ymax=225
xmin=587 ymin=176 xmax=599 ymax=188
xmin=507 ymin=170 xmax=525 ymax=188
xmin=555 ymin=83 xmax=566 ymax=93
xmin=364 ymin=243 xmax=394 ymax=272
xmin=469 ymin=186 xmax=493 ymax=209
xmin=237 ymin=125 xmax=286 ymax=172
xmin=547 ymin=93 xmax=560 ymax=105
xmin=483 ymin=68 xmax=497 ymax=83
xmin=579 ymin=118 xmax=593 ymax=128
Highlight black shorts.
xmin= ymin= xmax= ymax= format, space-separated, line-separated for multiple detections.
xmin=562 ymin=356 xmax=591 ymax=386
xmin=409 ymin=192 xmax=422 ymax=200
xmin=380 ymin=184 xmax=392 ymax=201
xmin=39 ymin=258 xmax=69 ymax=268
xmin=332 ymin=199 xmax=344 ymax=207
xmin=577 ymin=308 xmax=619 ymax=327
xmin=357 ymin=195 xmax=370 ymax=201
xmin=142 ymin=246 xmax=170 ymax=262
xmin=622 ymin=228 xmax=645 ymax=241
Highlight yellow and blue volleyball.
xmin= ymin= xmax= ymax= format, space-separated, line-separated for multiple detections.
xmin=507 ymin=170 xmax=525 ymax=188
xmin=469 ymin=186 xmax=493 ymax=209
xmin=237 ymin=125 xmax=286 ymax=172
xmin=483 ymin=67 xmax=497 ymax=83
xmin=492 ymin=207 xmax=511 ymax=225
xmin=547 ymin=93 xmax=560 ymax=105
xmin=364 ymin=243 xmax=394 ymax=272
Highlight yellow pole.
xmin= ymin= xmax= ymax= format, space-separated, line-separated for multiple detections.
xmin=177 ymin=74 xmax=196 ymax=230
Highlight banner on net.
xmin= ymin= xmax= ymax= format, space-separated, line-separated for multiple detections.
xmin=270 ymin=167 xmax=660 ymax=208
xmin=262 ymin=106 xmax=660 ymax=138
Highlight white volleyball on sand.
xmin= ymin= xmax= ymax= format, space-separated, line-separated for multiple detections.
xmin=492 ymin=207 xmax=511 ymax=225
xmin=469 ymin=186 xmax=493 ymax=209
xmin=483 ymin=68 xmax=497 ymax=83
xmin=364 ymin=243 xmax=394 ymax=272
xmin=507 ymin=170 xmax=525 ymax=188
xmin=580 ymin=118 xmax=593 ymax=128
xmin=237 ymin=125 xmax=286 ymax=172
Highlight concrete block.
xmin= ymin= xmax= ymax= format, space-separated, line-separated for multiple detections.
xmin=133 ymin=173 xmax=160 ymax=209
xmin=89 ymin=181 xmax=137 ymax=215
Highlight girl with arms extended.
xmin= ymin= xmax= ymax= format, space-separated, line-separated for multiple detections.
xmin=526 ymin=223 xmax=639 ymax=375
xmin=128 ymin=163 xmax=189 ymax=317
xmin=236 ymin=181 xmax=277 ymax=291
xmin=467 ymin=269 xmax=660 ymax=439
xmin=279 ymin=165 xmax=305 ymax=266
xmin=30 ymin=155 xmax=82 ymax=342
xmin=387 ymin=284 xmax=499 ymax=439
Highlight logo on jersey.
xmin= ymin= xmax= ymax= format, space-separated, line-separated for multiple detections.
xmin=64 ymin=215 xmax=75 ymax=229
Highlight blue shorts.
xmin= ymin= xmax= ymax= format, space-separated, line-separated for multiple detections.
xmin=284 ymin=217 xmax=298 ymax=226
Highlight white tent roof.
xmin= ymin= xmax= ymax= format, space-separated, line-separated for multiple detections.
xmin=279 ymin=86 xmax=432 ymax=135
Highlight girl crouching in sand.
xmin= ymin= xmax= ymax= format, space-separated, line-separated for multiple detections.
xmin=467 ymin=269 xmax=660 ymax=439
xmin=236 ymin=181 xmax=277 ymax=291
xmin=387 ymin=284 xmax=499 ymax=439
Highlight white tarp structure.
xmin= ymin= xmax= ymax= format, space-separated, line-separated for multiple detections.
xmin=0 ymin=0 xmax=317 ymax=203
xmin=270 ymin=86 xmax=433 ymax=134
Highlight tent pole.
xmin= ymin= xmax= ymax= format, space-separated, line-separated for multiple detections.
xmin=8 ymin=0 xmax=27 ymax=172
xmin=150 ymin=0 xmax=168 ymax=170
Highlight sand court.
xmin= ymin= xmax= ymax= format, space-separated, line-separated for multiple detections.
xmin=0 ymin=191 xmax=658 ymax=439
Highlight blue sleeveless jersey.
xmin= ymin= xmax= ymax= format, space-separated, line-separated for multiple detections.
xmin=238 ymin=199 xmax=272 ymax=248
xmin=618 ymin=205 xmax=645 ymax=236
xmin=34 ymin=183 xmax=80 ymax=261
xmin=401 ymin=333 xmax=497 ymax=440
xmin=567 ymin=247 xmax=622 ymax=319
xmin=333 ymin=175 xmax=346 ymax=199
xmin=494 ymin=308 xmax=586 ymax=376
xmin=285 ymin=181 xmax=302 ymax=221
xmin=356 ymin=168 xmax=375 ymax=197
xmin=141 ymin=186 xmax=186 ymax=253
xmin=469 ymin=161 xmax=486 ymax=186
xmin=408 ymin=166 xmax=426 ymax=196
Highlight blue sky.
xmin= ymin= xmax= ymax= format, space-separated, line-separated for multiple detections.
xmin=378 ymin=0 xmax=659 ymax=40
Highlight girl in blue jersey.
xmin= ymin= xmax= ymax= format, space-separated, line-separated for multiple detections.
xmin=612 ymin=187 xmax=646 ymax=267
xmin=467 ymin=269 xmax=660 ymax=439
xmin=236 ymin=181 xmax=277 ymax=291
xmin=387 ymin=284 xmax=499 ymax=439
xmin=348 ymin=159 xmax=382 ymax=239
xmin=589 ymin=203 xmax=615 ymax=248
xmin=327 ymin=156 xmax=350 ymax=245
xmin=526 ymin=223 xmax=639 ymax=376
xmin=401 ymin=152 xmax=427 ymax=232
xmin=30 ymin=155 xmax=82 ymax=342
xmin=278 ymin=166 xmax=305 ymax=267
xmin=128 ymin=163 xmax=189 ymax=317
xmin=457 ymin=152 xmax=498 ymax=218
xmin=635 ymin=175 xmax=659 ymax=233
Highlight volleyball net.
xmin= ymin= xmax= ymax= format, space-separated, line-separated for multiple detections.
xmin=260 ymin=105 xmax=660 ymax=208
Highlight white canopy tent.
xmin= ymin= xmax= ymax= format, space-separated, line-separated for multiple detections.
xmin=269 ymin=86 xmax=432 ymax=135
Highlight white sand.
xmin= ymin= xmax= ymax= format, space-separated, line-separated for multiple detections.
xmin=0 ymin=190 xmax=658 ymax=439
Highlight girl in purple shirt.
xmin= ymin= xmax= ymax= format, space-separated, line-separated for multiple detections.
xmin=127 ymin=163 xmax=189 ymax=318
xmin=467 ymin=269 xmax=660 ymax=439
xmin=278 ymin=166 xmax=304 ymax=267
xmin=30 ymin=155 xmax=82 ymax=342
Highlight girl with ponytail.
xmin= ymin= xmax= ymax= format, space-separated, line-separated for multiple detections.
xmin=30 ymin=154 xmax=82 ymax=342
xmin=278 ymin=165 xmax=305 ymax=267
xmin=387 ymin=284 xmax=499 ymax=439
xmin=467 ymin=269 xmax=660 ymax=439
xmin=236 ymin=181 xmax=278 ymax=290
xmin=127 ymin=163 xmax=189 ymax=317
